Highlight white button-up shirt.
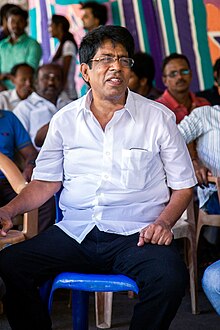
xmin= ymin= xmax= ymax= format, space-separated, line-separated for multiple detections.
xmin=33 ymin=89 xmax=197 ymax=243
xmin=178 ymin=105 xmax=220 ymax=207
xmin=13 ymin=91 xmax=72 ymax=149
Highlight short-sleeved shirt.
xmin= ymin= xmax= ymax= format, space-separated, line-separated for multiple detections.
xmin=0 ymin=110 xmax=31 ymax=179
xmin=33 ymin=89 xmax=197 ymax=243
xmin=156 ymin=89 xmax=210 ymax=123
xmin=13 ymin=91 xmax=72 ymax=149
xmin=0 ymin=89 xmax=21 ymax=111
xmin=0 ymin=33 xmax=42 ymax=89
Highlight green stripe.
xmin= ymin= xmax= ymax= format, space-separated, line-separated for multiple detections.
xmin=111 ymin=1 xmax=121 ymax=26
xmin=192 ymin=0 xmax=213 ymax=89
xmin=137 ymin=0 xmax=150 ymax=52
xmin=160 ymin=0 xmax=177 ymax=53
xmin=29 ymin=8 xmax=37 ymax=39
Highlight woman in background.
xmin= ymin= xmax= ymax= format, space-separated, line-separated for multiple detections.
xmin=49 ymin=14 xmax=78 ymax=100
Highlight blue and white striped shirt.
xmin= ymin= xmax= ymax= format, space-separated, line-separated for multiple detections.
xmin=178 ymin=105 xmax=220 ymax=207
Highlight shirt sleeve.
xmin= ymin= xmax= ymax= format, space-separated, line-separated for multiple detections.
xmin=159 ymin=113 xmax=197 ymax=189
xmin=32 ymin=115 xmax=64 ymax=182
xmin=62 ymin=40 xmax=77 ymax=57
xmin=26 ymin=39 xmax=42 ymax=69
xmin=178 ymin=106 xmax=206 ymax=143
xmin=10 ymin=112 xmax=32 ymax=150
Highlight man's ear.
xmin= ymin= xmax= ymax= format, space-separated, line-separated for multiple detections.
xmin=162 ymin=75 xmax=168 ymax=87
xmin=80 ymin=63 xmax=90 ymax=83
xmin=140 ymin=77 xmax=148 ymax=87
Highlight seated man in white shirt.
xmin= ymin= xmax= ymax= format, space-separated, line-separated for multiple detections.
xmin=13 ymin=63 xmax=72 ymax=149
xmin=0 ymin=25 xmax=197 ymax=330
xmin=178 ymin=98 xmax=220 ymax=247
xmin=0 ymin=62 xmax=34 ymax=111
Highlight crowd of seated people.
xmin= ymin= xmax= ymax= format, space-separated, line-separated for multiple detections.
xmin=0 ymin=0 xmax=219 ymax=322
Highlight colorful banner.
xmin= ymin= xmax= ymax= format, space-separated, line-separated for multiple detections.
xmin=28 ymin=0 xmax=219 ymax=94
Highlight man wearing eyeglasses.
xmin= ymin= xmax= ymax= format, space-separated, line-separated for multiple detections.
xmin=156 ymin=53 xmax=210 ymax=124
xmin=0 ymin=26 xmax=197 ymax=330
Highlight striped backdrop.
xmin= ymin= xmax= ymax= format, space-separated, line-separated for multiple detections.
xmin=28 ymin=0 xmax=218 ymax=94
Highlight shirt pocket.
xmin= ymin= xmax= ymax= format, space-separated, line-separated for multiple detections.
xmin=121 ymin=148 xmax=154 ymax=189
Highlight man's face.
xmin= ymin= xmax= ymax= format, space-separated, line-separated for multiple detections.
xmin=7 ymin=14 xmax=26 ymax=38
xmin=12 ymin=66 xmax=34 ymax=100
xmin=81 ymin=8 xmax=99 ymax=31
xmin=81 ymin=40 xmax=132 ymax=104
xmin=162 ymin=59 xmax=192 ymax=94
xmin=36 ymin=65 xmax=63 ymax=101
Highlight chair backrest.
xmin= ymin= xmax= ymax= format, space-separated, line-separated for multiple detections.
xmin=0 ymin=152 xmax=38 ymax=240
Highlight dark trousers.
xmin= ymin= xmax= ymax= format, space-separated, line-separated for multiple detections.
xmin=0 ymin=179 xmax=56 ymax=232
xmin=0 ymin=226 xmax=187 ymax=330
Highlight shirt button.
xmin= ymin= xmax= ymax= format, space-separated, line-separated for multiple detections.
xmin=103 ymin=174 xmax=109 ymax=180
xmin=105 ymin=151 xmax=111 ymax=156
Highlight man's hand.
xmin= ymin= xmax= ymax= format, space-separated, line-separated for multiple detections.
xmin=0 ymin=209 xmax=13 ymax=237
xmin=138 ymin=221 xmax=173 ymax=246
xmin=192 ymin=159 xmax=209 ymax=187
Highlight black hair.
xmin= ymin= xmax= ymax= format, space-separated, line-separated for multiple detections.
xmin=6 ymin=6 xmax=28 ymax=21
xmin=81 ymin=1 xmax=108 ymax=26
xmin=51 ymin=14 xmax=78 ymax=61
xmin=0 ymin=3 xmax=20 ymax=25
xmin=79 ymin=25 xmax=134 ymax=67
xmin=10 ymin=63 xmax=35 ymax=76
xmin=131 ymin=52 xmax=155 ymax=87
xmin=162 ymin=53 xmax=191 ymax=74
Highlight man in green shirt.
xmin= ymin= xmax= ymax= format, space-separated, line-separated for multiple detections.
xmin=0 ymin=6 xmax=42 ymax=90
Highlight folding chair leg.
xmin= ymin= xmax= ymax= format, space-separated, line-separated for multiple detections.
xmin=95 ymin=292 xmax=113 ymax=328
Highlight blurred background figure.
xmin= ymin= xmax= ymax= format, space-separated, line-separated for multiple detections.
xmin=49 ymin=14 xmax=78 ymax=100
xmin=0 ymin=63 xmax=34 ymax=111
xmin=196 ymin=58 xmax=220 ymax=105
xmin=156 ymin=53 xmax=210 ymax=123
xmin=80 ymin=1 xmax=108 ymax=32
xmin=0 ymin=5 xmax=42 ymax=91
xmin=13 ymin=63 xmax=71 ymax=149
xmin=128 ymin=51 xmax=162 ymax=100
xmin=0 ymin=3 xmax=19 ymax=41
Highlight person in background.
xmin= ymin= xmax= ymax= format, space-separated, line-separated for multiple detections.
xmin=128 ymin=51 xmax=162 ymax=100
xmin=196 ymin=58 xmax=220 ymax=105
xmin=0 ymin=6 xmax=42 ymax=90
xmin=156 ymin=53 xmax=210 ymax=124
xmin=0 ymin=110 xmax=55 ymax=233
xmin=49 ymin=14 xmax=78 ymax=100
xmin=0 ymin=3 xmax=19 ymax=41
xmin=0 ymin=25 xmax=196 ymax=330
xmin=0 ymin=63 xmax=34 ymax=111
xmin=13 ymin=63 xmax=71 ymax=149
xmin=178 ymin=65 xmax=220 ymax=250
xmin=81 ymin=1 xmax=108 ymax=32
xmin=202 ymin=259 xmax=220 ymax=315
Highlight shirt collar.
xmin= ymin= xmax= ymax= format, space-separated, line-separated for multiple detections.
xmin=163 ymin=89 xmax=197 ymax=110
xmin=7 ymin=32 xmax=27 ymax=44
xmin=80 ymin=88 xmax=135 ymax=122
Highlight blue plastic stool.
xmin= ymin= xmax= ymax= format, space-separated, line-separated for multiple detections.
xmin=48 ymin=272 xmax=139 ymax=330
